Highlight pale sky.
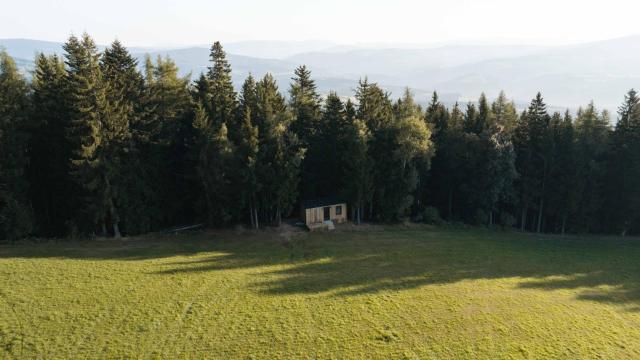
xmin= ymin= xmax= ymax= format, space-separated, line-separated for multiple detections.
xmin=2 ymin=0 xmax=639 ymax=46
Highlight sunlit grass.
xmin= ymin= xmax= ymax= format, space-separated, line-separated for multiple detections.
xmin=2 ymin=226 xmax=640 ymax=358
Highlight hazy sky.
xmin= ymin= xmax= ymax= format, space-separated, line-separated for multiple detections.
xmin=2 ymin=0 xmax=639 ymax=46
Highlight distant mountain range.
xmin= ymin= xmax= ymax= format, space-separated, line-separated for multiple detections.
xmin=3 ymin=36 xmax=640 ymax=114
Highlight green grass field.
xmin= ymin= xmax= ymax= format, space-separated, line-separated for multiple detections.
xmin=2 ymin=226 xmax=640 ymax=359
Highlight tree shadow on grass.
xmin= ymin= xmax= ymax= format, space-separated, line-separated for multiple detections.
xmin=154 ymin=229 xmax=640 ymax=310
xmin=3 ymin=228 xmax=640 ymax=309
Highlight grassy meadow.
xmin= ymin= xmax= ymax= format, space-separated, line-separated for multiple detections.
xmin=2 ymin=226 xmax=640 ymax=358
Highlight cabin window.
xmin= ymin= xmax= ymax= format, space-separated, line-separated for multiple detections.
xmin=335 ymin=205 xmax=342 ymax=215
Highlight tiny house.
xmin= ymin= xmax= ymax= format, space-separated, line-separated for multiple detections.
xmin=301 ymin=197 xmax=347 ymax=231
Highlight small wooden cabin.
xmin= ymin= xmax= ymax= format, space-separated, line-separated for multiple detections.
xmin=301 ymin=197 xmax=347 ymax=231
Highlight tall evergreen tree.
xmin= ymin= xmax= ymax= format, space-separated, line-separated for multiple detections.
xmin=546 ymin=111 xmax=577 ymax=234
xmin=289 ymin=65 xmax=321 ymax=198
xmin=513 ymin=93 xmax=552 ymax=232
xmin=236 ymin=75 xmax=260 ymax=228
xmin=0 ymin=50 xmax=33 ymax=240
xmin=605 ymin=90 xmax=640 ymax=235
xmin=256 ymin=74 xmax=303 ymax=226
xmin=572 ymin=103 xmax=610 ymax=232
xmin=195 ymin=116 xmax=235 ymax=226
xmin=144 ymin=55 xmax=197 ymax=226
xmin=289 ymin=65 xmax=321 ymax=145
xmin=342 ymin=99 xmax=372 ymax=224
xmin=427 ymin=102 xmax=467 ymax=220
xmin=64 ymin=33 xmax=111 ymax=235
xmin=100 ymin=40 xmax=149 ymax=235
xmin=314 ymin=92 xmax=348 ymax=196
xmin=27 ymin=53 xmax=75 ymax=236
xmin=370 ymin=89 xmax=432 ymax=221
xmin=207 ymin=42 xmax=237 ymax=132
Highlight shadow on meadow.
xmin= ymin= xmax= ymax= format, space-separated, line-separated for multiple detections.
xmin=3 ymin=227 xmax=640 ymax=309
xmin=154 ymin=228 xmax=640 ymax=309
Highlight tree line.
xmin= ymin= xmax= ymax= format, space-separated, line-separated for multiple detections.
xmin=0 ymin=33 xmax=639 ymax=240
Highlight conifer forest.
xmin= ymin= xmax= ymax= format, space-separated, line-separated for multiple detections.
xmin=1 ymin=33 xmax=639 ymax=240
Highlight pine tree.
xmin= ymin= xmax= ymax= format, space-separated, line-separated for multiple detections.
xmin=144 ymin=55 xmax=197 ymax=226
xmin=425 ymin=92 xmax=449 ymax=139
xmin=342 ymin=99 xmax=372 ymax=224
xmin=289 ymin=65 xmax=321 ymax=198
xmin=314 ymin=92 xmax=347 ymax=196
xmin=195 ymin=117 xmax=235 ymax=226
xmin=207 ymin=42 xmax=237 ymax=132
xmin=513 ymin=93 xmax=551 ymax=232
xmin=99 ymin=40 xmax=148 ymax=236
xmin=64 ymin=33 xmax=110 ymax=235
xmin=469 ymin=94 xmax=517 ymax=226
xmin=572 ymin=102 xmax=610 ymax=232
xmin=255 ymin=74 xmax=303 ymax=226
xmin=236 ymin=76 xmax=260 ymax=228
xmin=546 ymin=111 xmax=576 ymax=234
xmin=424 ymin=94 xmax=462 ymax=220
xmin=289 ymin=65 xmax=321 ymax=145
xmin=605 ymin=90 xmax=640 ymax=235
xmin=27 ymin=53 xmax=75 ymax=236
xmin=373 ymin=89 xmax=432 ymax=221
xmin=0 ymin=50 xmax=33 ymax=240
xmin=491 ymin=91 xmax=518 ymax=134
xmin=483 ymin=97 xmax=517 ymax=227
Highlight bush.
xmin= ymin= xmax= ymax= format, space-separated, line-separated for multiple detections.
xmin=422 ymin=207 xmax=443 ymax=225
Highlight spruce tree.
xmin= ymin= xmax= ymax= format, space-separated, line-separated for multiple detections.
xmin=28 ymin=53 xmax=75 ymax=236
xmin=101 ymin=40 xmax=157 ymax=235
xmin=289 ymin=65 xmax=321 ymax=145
xmin=236 ymin=75 xmax=260 ymax=228
xmin=342 ymin=99 xmax=372 ymax=224
xmin=64 ymin=34 xmax=110 ymax=235
xmin=372 ymin=89 xmax=432 ymax=221
xmin=289 ymin=65 xmax=321 ymax=198
xmin=572 ymin=102 xmax=610 ymax=232
xmin=195 ymin=118 xmax=235 ymax=226
xmin=546 ymin=111 xmax=576 ymax=234
xmin=207 ymin=42 xmax=237 ymax=132
xmin=145 ymin=56 xmax=199 ymax=226
xmin=315 ymin=92 xmax=348 ymax=196
xmin=0 ymin=50 xmax=33 ymax=240
xmin=605 ymin=90 xmax=640 ymax=235
xmin=513 ymin=93 xmax=551 ymax=232
xmin=256 ymin=74 xmax=303 ymax=226
xmin=423 ymin=94 xmax=459 ymax=219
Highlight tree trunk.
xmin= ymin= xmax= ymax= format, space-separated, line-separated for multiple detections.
xmin=537 ymin=197 xmax=544 ymax=233
xmin=276 ymin=206 xmax=281 ymax=227
xmin=113 ymin=221 xmax=122 ymax=239
xmin=254 ymin=206 xmax=259 ymax=229
xmin=489 ymin=210 xmax=493 ymax=228
xmin=110 ymin=201 xmax=122 ymax=239
xmin=357 ymin=206 xmax=362 ymax=225
xmin=448 ymin=188 xmax=453 ymax=220
xmin=521 ymin=205 xmax=528 ymax=231
xmin=561 ymin=215 xmax=566 ymax=235
xmin=249 ymin=204 xmax=254 ymax=229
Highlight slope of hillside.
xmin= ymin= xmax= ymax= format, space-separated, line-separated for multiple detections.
xmin=3 ymin=36 xmax=639 ymax=110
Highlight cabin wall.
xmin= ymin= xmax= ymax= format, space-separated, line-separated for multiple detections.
xmin=331 ymin=203 xmax=347 ymax=223
xmin=304 ymin=203 xmax=347 ymax=227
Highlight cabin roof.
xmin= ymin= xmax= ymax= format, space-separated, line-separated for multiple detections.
xmin=301 ymin=196 xmax=346 ymax=209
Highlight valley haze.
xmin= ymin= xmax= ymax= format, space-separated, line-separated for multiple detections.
xmin=3 ymin=35 xmax=639 ymax=115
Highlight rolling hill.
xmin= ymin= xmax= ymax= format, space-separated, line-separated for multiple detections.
xmin=3 ymin=36 xmax=639 ymax=112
